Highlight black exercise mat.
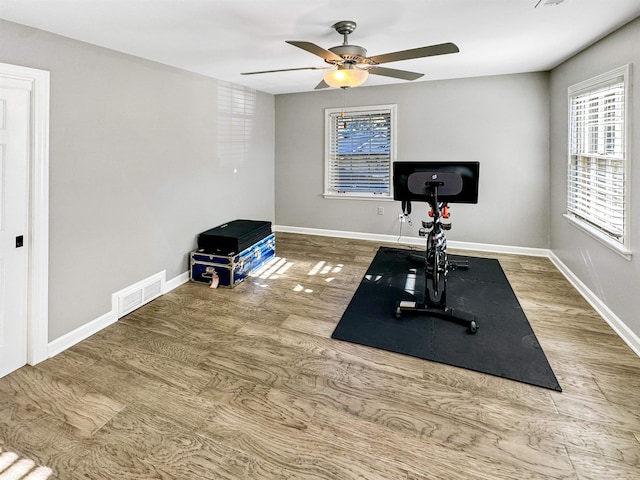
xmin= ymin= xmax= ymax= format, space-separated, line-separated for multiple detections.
xmin=332 ymin=247 xmax=562 ymax=391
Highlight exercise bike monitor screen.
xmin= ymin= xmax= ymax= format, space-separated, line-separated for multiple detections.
xmin=393 ymin=161 xmax=480 ymax=204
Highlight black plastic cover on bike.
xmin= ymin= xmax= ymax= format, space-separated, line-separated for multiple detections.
xmin=407 ymin=171 xmax=463 ymax=197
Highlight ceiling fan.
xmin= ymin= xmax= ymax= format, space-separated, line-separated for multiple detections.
xmin=241 ymin=20 xmax=459 ymax=89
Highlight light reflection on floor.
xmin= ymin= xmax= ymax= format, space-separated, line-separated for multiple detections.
xmin=249 ymin=257 xmax=345 ymax=293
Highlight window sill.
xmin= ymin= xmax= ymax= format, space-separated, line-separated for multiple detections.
xmin=563 ymin=213 xmax=632 ymax=261
xmin=323 ymin=193 xmax=394 ymax=201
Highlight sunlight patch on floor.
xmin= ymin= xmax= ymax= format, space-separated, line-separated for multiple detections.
xmin=0 ymin=448 xmax=52 ymax=480
xmin=250 ymin=256 xmax=293 ymax=280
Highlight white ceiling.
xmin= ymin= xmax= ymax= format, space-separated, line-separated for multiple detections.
xmin=2 ymin=0 xmax=640 ymax=95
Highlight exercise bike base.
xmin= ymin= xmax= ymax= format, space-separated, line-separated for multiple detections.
xmin=395 ymin=301 xmax=479 ymax=334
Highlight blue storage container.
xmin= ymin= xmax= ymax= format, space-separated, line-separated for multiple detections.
xmin=190 ymin=233 xmax=276 ymax=288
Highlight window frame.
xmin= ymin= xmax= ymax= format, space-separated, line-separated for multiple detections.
xmin=323 ymin=104 xmax=397 ymax=200
xmin=564 ymin=64 xmax=632 ymax=259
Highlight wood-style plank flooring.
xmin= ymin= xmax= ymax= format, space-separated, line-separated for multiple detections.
xmin=1 ymin=232 xmax=639 ymax=479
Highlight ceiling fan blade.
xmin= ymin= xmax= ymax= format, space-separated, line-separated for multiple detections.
xmin=366 ymin=66 xmax=424 ymax=81
xmin=286 ymin=41 xmax=343 ymax=62
xmin=368 ymin=42 xmax=459 ymax=65
xmin=241 ymin=66 xmax=331 ymax=75
xmin=314 ymin=79 xmax=330 ymax=90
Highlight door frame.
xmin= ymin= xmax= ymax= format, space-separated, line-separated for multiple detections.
xmin=0 ymin=62 xmax=50 ymax=365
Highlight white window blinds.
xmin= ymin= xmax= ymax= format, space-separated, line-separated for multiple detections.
xmin=567 ymin=66 xmax=628 ymax=246
xmin=325 ymin=105 xmax=395 ymax=198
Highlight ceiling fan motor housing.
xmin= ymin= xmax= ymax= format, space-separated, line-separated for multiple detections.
xmin=328 ymin=21 xmax=370 ymax=65
xmin=328 ymin=45 xmax=369 ymax=65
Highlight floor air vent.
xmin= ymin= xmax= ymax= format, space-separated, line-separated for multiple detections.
xmin=113 ymin=271 xmax=165 ymax=318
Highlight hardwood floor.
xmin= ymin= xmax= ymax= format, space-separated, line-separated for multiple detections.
xmin=1 ymin=232 xmax=639 ymax=479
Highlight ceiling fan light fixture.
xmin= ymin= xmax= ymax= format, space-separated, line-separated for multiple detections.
xmin=323 ymin=66 xmax=369 ymax=88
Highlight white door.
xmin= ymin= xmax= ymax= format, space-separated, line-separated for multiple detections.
xmin=0 ymin=77 xmax=31 ymax=378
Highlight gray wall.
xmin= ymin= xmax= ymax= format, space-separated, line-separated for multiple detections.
xmin=0 ymin=20 xmax=275 ymax=341
xmin=549 ymin=18 xmax=640 ymax=339
xmin=5 ymin=12 xmax=638 ymax=349
xmin=275 ymin=73 xmax=550 ymax=247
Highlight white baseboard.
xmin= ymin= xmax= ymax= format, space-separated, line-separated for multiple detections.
xmin=164 ymin=271 xmax=190 ymax=292
xmin=274 ymin=224 xmax=640 ymax=357
xmin=548 ymin=252 xmax=640 ymax=357
xmin=47 ymin=270 xmax=188 ymax=359
xmin=446 ymin=240 xmax=550 ymax=258
xmin=48 ymin=309 xmax=117 ymax=358
xmin=273 ymin=224 xmax=551 ymax=257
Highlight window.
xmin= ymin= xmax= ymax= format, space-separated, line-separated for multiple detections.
xmin=566 ymin=65 xmax=630 ymax=256
xmin=324 ymin=104 xmax=396 ymax=199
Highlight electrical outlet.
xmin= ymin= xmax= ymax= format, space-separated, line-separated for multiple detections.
xmin=398 ymin=214 xmax=406 ymax=223
xmin=377 ymin=207 xmax=384 ymax=215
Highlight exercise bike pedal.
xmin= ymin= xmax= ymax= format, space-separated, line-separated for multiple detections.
xmin=441 ymin=223 xmax=452 ymax=231
xmin=421 ymin=221 xmax=434 ymax=229
xmin=395 ymin=300 xmax=417 ymax=318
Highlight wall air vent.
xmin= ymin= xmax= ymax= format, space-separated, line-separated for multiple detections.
xmin=143 ymin=280 xmax=162 ymax=303
xmin=113 ymin=271 xmax=166 ymax=318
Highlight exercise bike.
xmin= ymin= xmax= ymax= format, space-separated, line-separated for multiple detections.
xmin=393 ymin=163 xmax=480 ymax=334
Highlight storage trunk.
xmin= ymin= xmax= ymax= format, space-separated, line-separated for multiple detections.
xmin=197 ymin=219 xmax=272 ymax=256
xmin=190 ymin=233 xmax=276 ymax=288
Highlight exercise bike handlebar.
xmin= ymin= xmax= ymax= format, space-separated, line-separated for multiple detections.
xmin=423 ymin=181 xmax=450 ymax=221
